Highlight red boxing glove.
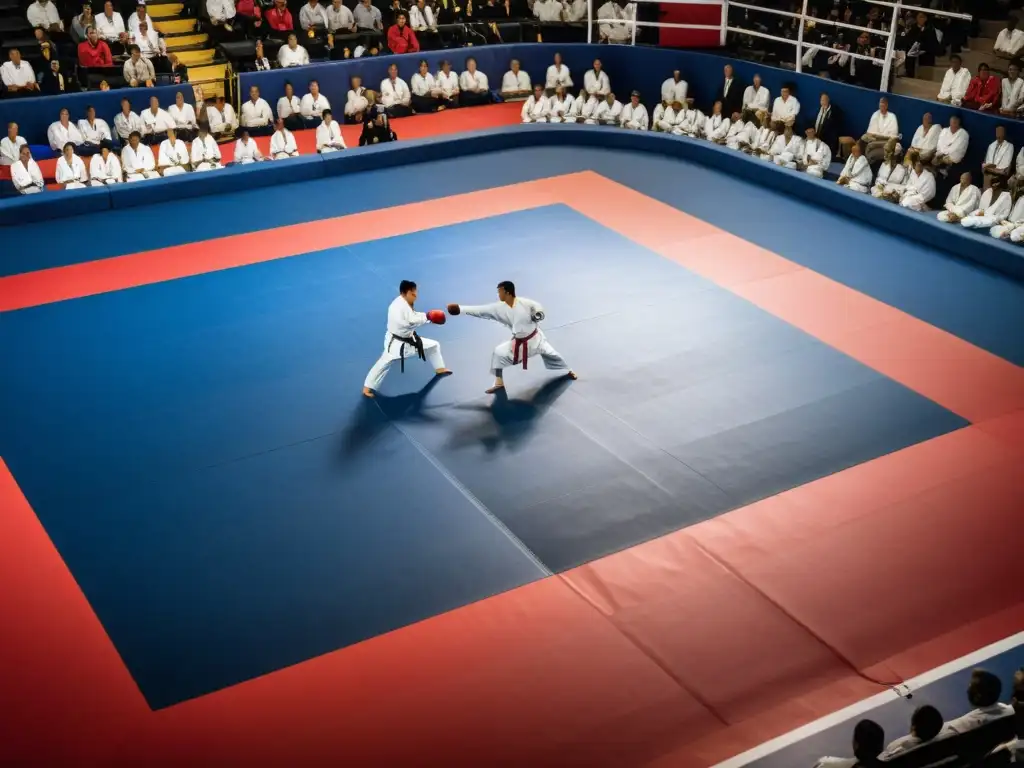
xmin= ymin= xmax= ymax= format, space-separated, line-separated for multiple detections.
xmin=426 ymin=309 xmax=446 ymax=325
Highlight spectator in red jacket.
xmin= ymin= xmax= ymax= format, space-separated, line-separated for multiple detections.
xmin=963 ymin=63 xmax=1002 ymax=112
xmin=78 ymin=26 xmax=113 ymax=68
xmin=387 ymin=12 xmax=419 ymax=54
xmin=265 ymin=0 xmax=294 ymax=33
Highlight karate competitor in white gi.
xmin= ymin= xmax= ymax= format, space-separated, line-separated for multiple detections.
xmin=363 ymin=280 xmax=451 ymax=398
xmin=448 ymin=281 xmax=577 ymax=395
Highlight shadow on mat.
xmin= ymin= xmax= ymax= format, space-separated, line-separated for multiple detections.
xmin=446 ymin=375 xmax=573 ymax=454
xmin=338 ymin=376 xmax=444 ymax=456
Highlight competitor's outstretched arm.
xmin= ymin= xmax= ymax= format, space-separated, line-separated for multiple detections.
xmin=447 ymin=302 xmax=504 ymax=322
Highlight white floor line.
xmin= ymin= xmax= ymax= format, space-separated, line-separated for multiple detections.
xmin=714 ymin=631 xmax=1024 ymax=768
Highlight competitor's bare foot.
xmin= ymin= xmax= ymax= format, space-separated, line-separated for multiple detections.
xmin=567 ymin=371 xmax=578 ymax=380
xmin=485 ymin=379 xmax=505 ymax=394
xmin=362 ymin=387 xmax=375 ymax=398
xmin=435 ymin=368 xmax=453 ymax=376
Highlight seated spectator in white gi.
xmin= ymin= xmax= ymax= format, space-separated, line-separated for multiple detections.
xmin=934 ymin=115 xmax=969 ymax=175
xmin=191 ymin=124 xmax=223 ymax=170
xmin=241 ymin=85 xmax=274 ymax=136
xmin=798 ymin=126 xmax=832 ymax=178
xmin=772 ymin=124 xmax=804 ymax=168
xmin=316 ymin=109 xmax=346 ymax=153
xmin=770 ymin=85 xmax=800 ymax=128
xmin=56 ymin=143 xmax=91 ymax=189
xmin=725 ymin=111 xmax=755 ymax=151
xmin=459 ymin=57 xmax=490 ymax=106
xmin=655 ymin=100 xmax=683 ymax=133
xmin=501 ymin=59 xmax=531 ymax=101
xmin=621 ymin=91 xmax=649 ymax=131
xmin=436 ymin=61 xmax=459 ymax=107
xmin=168 ymin=91 xmax=198 ymax=141
xmin=95 ymin=1 xmax=127 ymax=45
xmin=278 ymin=34 xmax=310 ymax=68
xmin=11 ymin=146 xmax=44 ymax=195
xmin=673 ymin=102 xmax=704 ymax=138
xmin=1000 ymin=63 xmax=1024 ymax=117
xmin=411 ymin=60 xmax=444 ymax=113
xmin=701 ymin=100 xmax=729 ymax=143
xmin=78 ymin=106 xmax=113 ymax=154
xmin=584 ymin=59 xmax=611 ymax=98
xmin=233 ymin=127 xmax=265 ymax=163
xmin=270 ymin=118 xmax=299 ymax=159
xmin=344 ymin=76 xmax=369 ymax=123
xmin=761 ymin=122 xmax=790 ymax=163
xmin=533 ymin=0 xmax=563 ymax=22
xmin=899 ymin=159 xmax=937 ymax=211
xmin=596 ymin=0 xmax=631 ymax=42
xmin=750 ymin=113 xmax=777 ymax=158
xmin=300 ymin=80 xmax=330 ymax=128
xmin=567 ymin=89 xmax=592 ymax=123
xmin=937 ymin=171 xmax=982 ymax=223
xmin=121 ymin=131 xmax=159 ymax=181
xmin=910 ymin=112 xmax=941 ymax=163
xmin=564 ymin=0 xmax=586 ymax=22
xmin=408 ymin=0 xmax=435 ymax=34
xmin=141 ymin=96 xmax=174 ymax=145
xmin=651 ymin=99 xmax=669 ymax=132
xmin=589 ymin=92 xmax=623 ymax=126
xmin=1 ymin=122 xmax=27 ymax=166
xmin=48 ymin=109 xmax=84 ymax=153
xmin=128 ymin=3 xmax=152 ymax=36
xmin=521 ymin=84 xmax=550 ymax=123
xmin=90 ymin=140 xmax=123 ymax=184
xmin=157 ymin=127 xmax=191 ymax=176
xmin=994 ymin=15 xmax=1024 ymax=61
xmin=661 ymin=70 xmax=687 ymax=106
xmin=838 ymin=141 xmax=872 ymax=193
xmin=871 ymin=147 xmax=908 ymax=199
xmin=299 ymin=0 xmax=329 ymax=33
xmin=963 ymin=182 xmax=1014 ymax=231
xmin=945 ymin=669 xmax=1016 ymax=734
xmin=28 ymin=0 xmax=63 ymax=33
xmin=381 ymin=64 xmax=413 ymax=118
xmin=548 ymin=87 xmax=574 ymax=123
xmin=114 ymin=99 xmax=144 ymax=144
xmin=207 ymin=95 xmax=239 ymax=139
xmin=742 ymin=74 xmax=770 ymax=117
xmin=861 ymin=96 xmax=900 ymax=164
xmin=982 ymin=125 xmax=1014 ymax=189
xmin=813 ymin=719 xmax=885 ymax=768
xmin=1 ymin=49 xmax=40 ymax=96
xmin=123 ymin=45 xmax=155 ymax=87
xmin=545 ymin=53 xmax=573 ymax=94
xmin=937 ymin=56 xmax=971 ymax=107
xmin=132 ymin=21 xmax=167 ymax=67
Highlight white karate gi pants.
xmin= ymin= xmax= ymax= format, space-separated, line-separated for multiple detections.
xmin=847 ymin=181 xmax=869 ymax=194
xmin=126 ymin=171 xmax=160 ymax=182
xmin=806 ymin=165 xmax=825 ymax=178
xmin=364 ymin=333 xmax=444 ymax=391
xmin=490 ymin=333 xmax=569 ymax=377
xmin=161 ymin=165 xmax=189 ymax=177
xmin=899 ymin=193 xmax=928 ymax=210
xmin=1011 ymin=225 xmax=1024 ymax=242
xmin=961 ymin=214 xmax=997 ymax=229
xmin=990 ymin=222 xmax=1016 ymax=239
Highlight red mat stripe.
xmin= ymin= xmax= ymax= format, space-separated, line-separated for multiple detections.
xmin=2 ymin=173 xmax=1023 ymax=766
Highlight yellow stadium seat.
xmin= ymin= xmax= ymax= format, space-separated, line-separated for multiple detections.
xmin=154 ymin=18 xmax=197 ymax=34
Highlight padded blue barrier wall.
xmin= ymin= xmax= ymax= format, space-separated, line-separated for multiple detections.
xmin=2 ymin=124 xmax=1021 ymax=281
xmin=1 ymin=83 xmax=195 ymax=148
xmin=240 ymin=44 xmax=1012 ymax=175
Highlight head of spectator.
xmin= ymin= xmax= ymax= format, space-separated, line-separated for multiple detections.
xmin=321 ymin=108 xmax=333 ymax=126
xmin=129 ymin=44 xmax=142 ymax=63
xmin=959 ymin=170 xmax=972 ymax=187
xmin=592 ymin=58 xmax=603 ymax=74
xmin=466 ymin=56 xmax=478 ymax=73
xmin=139 ymin=20 xmax=150 ymax=37
xmin=851 ymin=139 xmax=864 ymax=159
xmin=878 ymin=96 xmax=889 ymax=115
xmin=62 ymin=142 xmax=76 ymax=163
xmin=249 ymin=85 xmax=261 ymax=104
xmin=605 ymin=92 xmax=616 ymax=106
xmin=99 ymin=138 xmax=112 ymax=159
xmin=135 ymin=3 xmax=147 ymax=22
xmin=284 ymin=81 xmax=296 ymax=101
xmin=395 ymin=10 xmax=407 ymax=28
xmin=149 ymin=96 xmax=160 ymax=114
xmin=175 ymin=91 xmax=185 ymax=109
xmin=949 ymin=114 xmax=962 ymax=133
xmin=967 ymin=669 xmax=1003 ymax=708
xmin=274 ymin=117 xmax=285 ymax=133
xmin=915 ymin=11 xmax=928 ymax=29
xmin=255 ymin=40 xmax=264 ymax=60
xmin=80 ymin=3 xmax=94 ymax=22
xmin=238 ymin=126 xmax=251 ymax=143
xmin=8 ymin=48 xmax=22 ymax=66
xmin=275 ymin=0 xmax=287 ymax=11
xmin=120 ymin=97 xmax=132 ymax=115
xmin=287 ymin=32 xmax=299 ymax=50
xmin=996 ymin=123 xmax=1008 ymax=144
xmin=531 ymin=83 xmax=544 ymax=101
xmin=99 ymin=79 xmax=110 ymax=90
xmin=805 ymin=125 xmax=817 ymax=141
xmin=553 ymin=51 xmax=563 ymax=68
xmin=852 ymin=719 xmax=885 ymax=764
xmin=978 ymin=63 xmax=992 ymax=83
xmin=440 ymin=59 xmax=451 ymax=74
xmin=710 ymin=99 xmax=722 ymax=116
xmin=1010 ymin=63 xmax=1021 ymax=82
xmin=102 ymin=0 xmax=115 ymax=19
xmin=128 ymin=130 xmax=142 ymax=149
xmin=555 ymin=85 xmax=566 ymax=100
xmin=19 ymin=144 xmax=32 ymax=165
xmin=908 ymin=705 xmax=944 ymax=743
xmin=1005 ymin=15 xmax=1018 ymax=34
xmin=87 ymin=25 xmax=100 ymax=45
xmin=820 ymin=92 xmax=831 ymax=109
xmin=921 ymin=111 xmax=933 ymax=129
xmin=510 ymin=58 xmax=521 ymax=74
xmin=783 ymin=122 xmax=794 ymax=140
xmin=723 ymin=63 xmax=733 ymax=81
xmin=671 ymin=68 xmax=682 ymax=83
xmin=387 ymin=62 xmax=400 ymax=82
xmin=309 ymin=79 xmax=320 ymax=97
xmin=7 ymin=122 xmax=18 ymax=142
xmin=632 ymin=91 xmax=642 ymax=108
xmin=752 ymin=73 xmax=762 ymax=91
xmin=950 ymin=54 xmax=963 ymax=73
xmin=55 ymin=108 xmax=71 ymax=128
xmin=86 ymin=105 xmax=97 ymax=123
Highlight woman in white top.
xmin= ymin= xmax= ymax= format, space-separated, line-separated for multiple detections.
xmin=270 ymin=118 xmax=299 ymax=159
xmin=233 ymin=127 xmax=265 ymax=163
xmin=11 ymin=145 xmax=44 ymax=194
xmin=701 ymin=101 xmax=729 ymax=142
xmin=547 ymin=87 xmax=574 ymax=123
xmin=545 ymin=53 xmax=572 ymax=94
xmin=459 ymin=56 xmax=490 ymax=106
xmin=168 ymin=91 xmax=198 ymax=141
xmin=566 ymin=89 xmax=589 ymax=124
xmin=191 ymin=126 xmax=224 ymax=170
xmin=121 ymin=132 xmax=160 ymax=181
xmin=871 ymin=146 xmax=907 ymax=199
xmin=410 ymin=59 xmax=443 ymax=113
xmin=725 ymin=113 xmax=755 ymax=151
xmin=521 ymin=84 xmax=550 ymax=123
xmin=300 ymin=80 xmax=330 ymax=128
xmin=800 ymin=127 xmax=832 ymax=178
xmin=277 ymin=81 xmax=303 ymax=129
xmin=837 ymin=142 xmax=872 ymax=193
xmin=315 ymin=109 xmax=346 ymax=153
xmin=89 ymin=141 xmax=123 ymax=184
xmin=157 ymin=127 xmax=191 ymax=176
xmin=344 ymin=75 xmax=369 ymax=123
xmin=56 ymin=143 xmax=90 ymax=189
xmin=435 ymin=61 xmax=459 ymax=108
xmin=898 ymin=161 xmax=937 ymax=212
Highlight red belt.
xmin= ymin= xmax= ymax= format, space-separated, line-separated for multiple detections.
xmin=512 ymin=329 xmax=538 ymax=369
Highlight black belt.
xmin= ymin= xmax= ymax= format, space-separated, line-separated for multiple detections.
xmin=389 ymin=332 xmax=424 ymax=372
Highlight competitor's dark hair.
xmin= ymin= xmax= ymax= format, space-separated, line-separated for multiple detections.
xmin=399 ymin=280 xmax=417 ymax=294
xmin=497 ymin=280 xmax=515 ymax=297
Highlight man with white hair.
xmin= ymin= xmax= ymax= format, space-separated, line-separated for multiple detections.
xmin=620 ymin=91 xmax=648 ymax=130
